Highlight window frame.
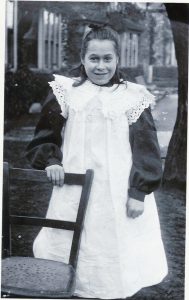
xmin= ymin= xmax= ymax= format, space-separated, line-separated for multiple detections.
xmin=37 ymin=8 xmax=62 ymax=71
xmin=120 ymin=31 xmax=139 ymax=68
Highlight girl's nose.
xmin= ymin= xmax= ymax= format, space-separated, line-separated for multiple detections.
xmin=96 ymin=60 xmax=105 ymax=70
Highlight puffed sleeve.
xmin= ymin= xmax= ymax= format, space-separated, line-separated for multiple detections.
xmin=25 ymin=92 xmax=66 ymax=170
xmin=127 ymin=88 xmax=162 ymax=202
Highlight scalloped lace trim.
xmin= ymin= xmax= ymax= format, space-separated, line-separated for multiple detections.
xmin=48 ymin=81 xmax=69 ymax=118
xmin=126 ymin=93 xmax=155 ymax=125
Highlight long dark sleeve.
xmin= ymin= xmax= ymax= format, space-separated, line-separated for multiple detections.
xmin=128 ymin=107 xmax=162 ymax=202
xmin=25 ymin=92 xmax=66 ymax=170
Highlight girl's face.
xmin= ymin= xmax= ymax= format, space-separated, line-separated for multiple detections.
xmin=82 ymin=39 xmax=118 ymax=86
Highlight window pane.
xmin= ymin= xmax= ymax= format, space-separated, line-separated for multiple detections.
xmin=7 ymin=0 xmax=14 ymax=29
xmin=6 ymin=1 xmax=14 ymax=68
xmin=43 ymin=10 xmax=49 ymax=41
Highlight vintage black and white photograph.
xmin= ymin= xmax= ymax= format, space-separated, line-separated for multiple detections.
xmin=1 ymin=1 xmax=188 ymax=299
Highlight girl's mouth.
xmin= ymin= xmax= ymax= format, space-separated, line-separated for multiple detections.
xmin=94 ymin=73 xmax=108 ymax=76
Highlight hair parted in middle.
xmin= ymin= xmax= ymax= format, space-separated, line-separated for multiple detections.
xmin=70 ymin=24 xmax=125 ymax=87
xmin=81 ymin=24 xmax=121 ymax=60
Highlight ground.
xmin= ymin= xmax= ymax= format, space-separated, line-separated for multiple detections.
xmin=3 ymin=91 xmax=187 ymax=299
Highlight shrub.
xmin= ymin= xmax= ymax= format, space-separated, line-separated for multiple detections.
xmin=120 ymin=65 xmax=144 ymax=82
xmin=4 ymin=66 xmax=53 ymax=120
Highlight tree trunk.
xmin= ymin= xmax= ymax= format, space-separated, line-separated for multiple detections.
xmin=162 ymin=4 xmax=188 ymax=190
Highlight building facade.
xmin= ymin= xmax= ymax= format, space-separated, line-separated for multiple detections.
xmin=5 ymin=1 xmax=177 ymax=85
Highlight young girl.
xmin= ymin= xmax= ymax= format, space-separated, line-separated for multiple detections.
xmin=26 ymin=25 xmax=168 ymax=299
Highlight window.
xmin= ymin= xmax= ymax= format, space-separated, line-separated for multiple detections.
xmin=120 ymin=32 xmax=138 ymax=68
xmin=38 ymin=9 xmax=63 ymax=70
xmin=165 ymin=41 xmax=177 ymax=66
xmin=6 ymin=5 xmax=65 ymax=72
xmin=6 ymin=0 xmax=17 ymax=70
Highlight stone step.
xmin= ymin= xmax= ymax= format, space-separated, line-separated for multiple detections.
xmin=4 ymin=127 xmax=35 ymax=142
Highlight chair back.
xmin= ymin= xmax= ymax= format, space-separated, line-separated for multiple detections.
xmin=2 ymin=162 xmax=94 ymax=270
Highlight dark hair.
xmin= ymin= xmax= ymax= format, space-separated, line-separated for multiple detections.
xmin=70 ymin=24 xmax=125 ymax=87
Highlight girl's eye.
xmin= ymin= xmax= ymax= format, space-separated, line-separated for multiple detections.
xmin=104 ymin=57 xmax=112 ymax=62
xmin=90 ymin=57 xmax=98 ymax=61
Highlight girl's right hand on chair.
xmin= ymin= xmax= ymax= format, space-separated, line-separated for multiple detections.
xmin=45 ymin=165 xmax=65 ymax=186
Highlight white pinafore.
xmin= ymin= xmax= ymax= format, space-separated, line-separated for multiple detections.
xmin=33 ymin=75 xmax=168 ymax=299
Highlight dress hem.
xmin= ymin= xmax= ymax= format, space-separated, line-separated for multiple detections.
xmin=73 ymin=270 xmax=168 ymax=299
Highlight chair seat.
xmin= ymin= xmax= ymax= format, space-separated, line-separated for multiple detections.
xmin=1 ymin=256 xmax=75 ymax=298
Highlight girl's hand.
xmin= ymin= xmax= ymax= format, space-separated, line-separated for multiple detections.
xmin=126 ymin=197 xmax=144 ymax=218
xmin=45 ymin=165 xmax=65 ymax=187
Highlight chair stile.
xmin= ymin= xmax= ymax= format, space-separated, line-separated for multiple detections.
xmin=1 ymin=161 xmax=94 ymax=298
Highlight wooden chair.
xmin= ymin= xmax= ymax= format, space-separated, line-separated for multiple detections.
xmin=1 ymin=162 xmax=94 ymax=298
